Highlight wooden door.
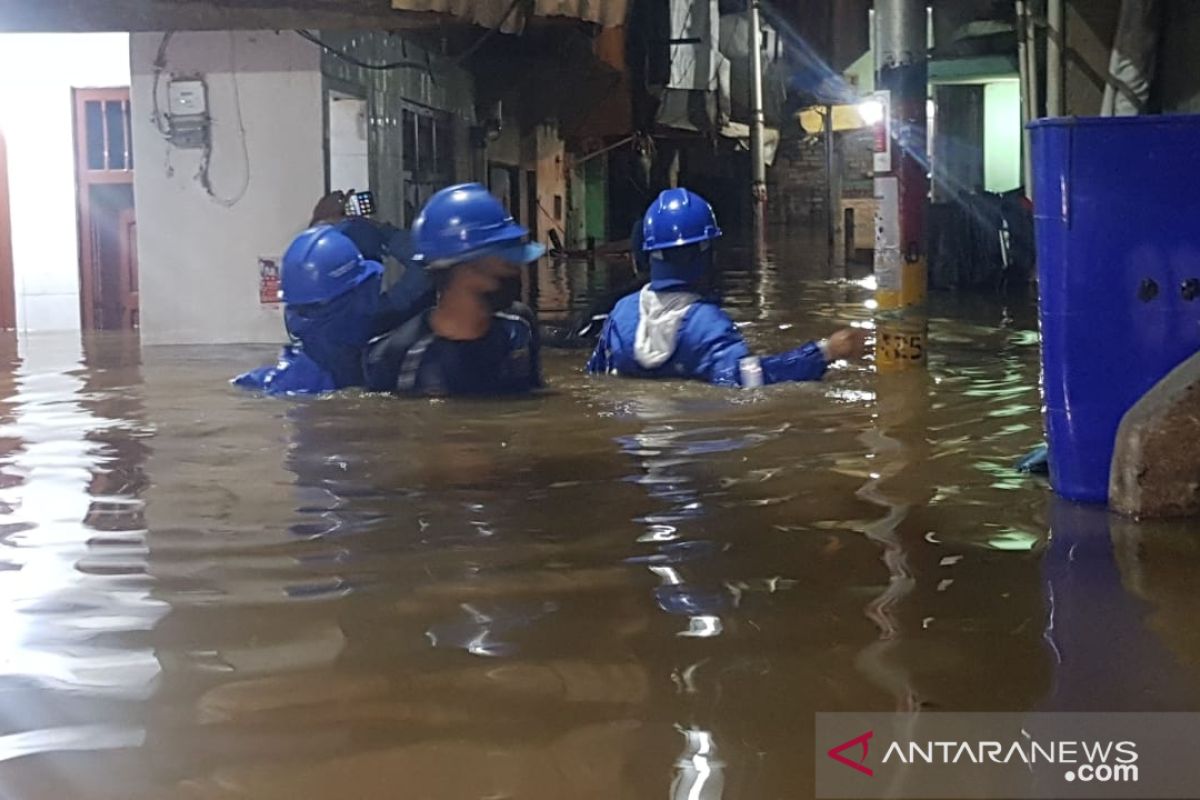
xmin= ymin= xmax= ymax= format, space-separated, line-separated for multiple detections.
xmin=73 ymin=87 xmax=137 ymax=330
xmin=117 ymin=210 xmax=139 ymax=330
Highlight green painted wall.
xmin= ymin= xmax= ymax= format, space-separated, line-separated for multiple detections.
xmin=983 ymin=80 xmax=1021 ymax=193
xmin=584 ymin=158 xmax=607 ymax=241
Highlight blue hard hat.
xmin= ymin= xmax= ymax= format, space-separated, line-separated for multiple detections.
xmin=281 ymin=226 xmax=383 ymax=306
xmin=642 ymin=188 xmax=722 ymax=252
xmin=411 ymin=183 xmax=545 ymax=269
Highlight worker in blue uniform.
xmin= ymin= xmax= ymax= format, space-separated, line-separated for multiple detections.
xmin=310 ymin=190 xmax=432 ymax=322
xmin=363 ymin=183 xmax=546 ymax=397
xmin=587 ymin=188 xmax=866 ymax=386
xmin=233 ymin=226 xmax=425 ymax=395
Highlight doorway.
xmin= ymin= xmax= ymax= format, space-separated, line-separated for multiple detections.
xmin=401 ymin=104 xmax=455 ymax=226
xmin=73 ymin=87 xmax=137 ymax=330
xmin=488 ymin=163 xmax=520 ymax=220
xmin=525 ymin=170 xmax=538 ymax=240
xmin=327 ymin=90 xmax=370 ymax=194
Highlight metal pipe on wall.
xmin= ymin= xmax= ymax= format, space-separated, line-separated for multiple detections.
xmin=1025 ymin=0 xmax=1041 ymax=120
xmin=1016 ymin=0 xmax=1034 ymax=193
xmin=1047 ymin=0 xmax=1064 ymax=116
xmin=749 ymin=0 xmax=767 ymax=242
xmin=824 ymin=105 xmax=836 ymax=257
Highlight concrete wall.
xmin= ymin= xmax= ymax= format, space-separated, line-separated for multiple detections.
xmin=130 ymin=30 xmax=324 ymax=345
xmin=768 ymin=129 xmax=873 ymax=224
xmin=525 ymin=123 xmax=567 ymax=250
xmin=318 ymin=31 xmax=476 ymax=228
xmin=327 ymin=94 xmax=369 ymax=193
xmin=0 ymin=33 xmax=130 ymax=332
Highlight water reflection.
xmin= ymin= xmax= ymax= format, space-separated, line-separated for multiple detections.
xmin=0 ymin=235 xmax=1193 ymax=797
xmin=1041 ymin=500 xmax=1200 ymax=711
xmin=671 ymin=727 xmax=724 ymax=800
xmin=0 ymin=333 xmax=163 ymax=798
xmin=855 ymin=370 xmax=933 ymax=712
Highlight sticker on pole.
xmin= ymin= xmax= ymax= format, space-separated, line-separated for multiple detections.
xmin=874 ymin=176 xmax=902 ymax=293
xmin=868 ymin=90 xmax=891 ymax=173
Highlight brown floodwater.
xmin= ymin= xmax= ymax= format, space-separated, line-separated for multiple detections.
xmin=0 ymin=235 xmax=1198 ymax=799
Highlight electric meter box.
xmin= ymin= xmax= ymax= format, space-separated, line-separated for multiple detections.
xmin=168 ymin=79 xmax=208 ymax=118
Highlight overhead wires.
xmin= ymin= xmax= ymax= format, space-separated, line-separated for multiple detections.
xmin=150 ymin=32 xmax=175 ymax=137
xmin=199 ymin=31 xmax=251 ymax=208
xmin=295 ymin=0 xmax=527 ymax=71
xmin=294 ymin=30 xmax=432 ymax=73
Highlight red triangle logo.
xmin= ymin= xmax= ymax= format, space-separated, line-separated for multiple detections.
xmin=827 ymin=730 xmax=875 ymax=777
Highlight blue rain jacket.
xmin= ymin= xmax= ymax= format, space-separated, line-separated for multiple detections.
xmin=364 ymin=304 xmax=542 ymax=397
xmin=234 ymin=261 xmax=434 ymax=396
xmin=587 ymin=286 xmax=829 ymax=387
xmin=233 ymin=345 xmax=338 ymax=396
xmin=335 ymin=218 xmax=404 ymax=264
xmin=335 ymin=220 xmax=433 ymax=327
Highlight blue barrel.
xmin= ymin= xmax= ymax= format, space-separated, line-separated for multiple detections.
xmin=1030 ymin=115 xmax=1200 ymax=503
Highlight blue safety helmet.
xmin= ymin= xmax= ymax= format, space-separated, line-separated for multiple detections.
xmin=281 ymin=226 xmax=383 ymax=306
xmin=411 ymin=183 xmax=545 ymax=269
xmin=641 ymin=188 xmax=722 ymax=252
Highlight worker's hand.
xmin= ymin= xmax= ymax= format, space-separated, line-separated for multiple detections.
xmin=826 ymin=327 xmax=868 ymax=361
xmin=310 ymin=191 xmax=348 ymax=226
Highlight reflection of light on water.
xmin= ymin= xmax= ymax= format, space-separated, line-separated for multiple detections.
xmin=986 ymin=529 xmax=1040 ymax=551
xmin=650 ymin=566 xmax=683 ymax=586
xmin=854 ymin=275 xmax=879 ymax=291
xmin=671 ymin=728 xmax=724 ymax=800
xmin=650 ymin=567 xmax=723 ymax=638
xmin=827 ymin=389 xmax=876 ymax=404
xmin=638 ymin=524 xmax=678 ymax=543
xmin=864 ymin=299 xmax=879 ymax=311
xmin=0 ymin=336 xmax=166 ymax=703
xmin=678 ymin=615 xmax=722 ymax=638
xmin=0 ymin=724 xmax=145 ymax=764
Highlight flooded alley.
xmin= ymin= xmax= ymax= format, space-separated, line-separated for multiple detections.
xmin=0 ymin=240 xmax=1195 ymax=799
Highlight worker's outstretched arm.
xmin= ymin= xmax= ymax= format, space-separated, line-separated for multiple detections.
xmin=691 ymin=306 xmax=865 ymax=387
xmin=755 ymin=327 xmax=866 ymax=384
xmin=757 ymin=342 xmax=831 ymax=384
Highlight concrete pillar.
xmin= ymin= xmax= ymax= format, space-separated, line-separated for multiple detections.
xmin=1110 ymin=351 xmax=1200 ymax=519
xmin=874 ymin=0 xmax=929 ymax=371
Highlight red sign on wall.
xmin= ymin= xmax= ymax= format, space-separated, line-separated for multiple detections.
xmin=259 ymin=257 xmax=281 ymax=305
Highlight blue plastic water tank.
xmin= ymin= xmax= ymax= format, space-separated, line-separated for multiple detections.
xmin=1030 ymin=115 xmax=1200 ymax=503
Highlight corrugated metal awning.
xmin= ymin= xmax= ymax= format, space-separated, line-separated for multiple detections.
xmin=391 ymin=0 xmax=628 ymax=30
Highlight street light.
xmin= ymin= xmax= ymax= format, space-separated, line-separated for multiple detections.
xmin=857 ymin=98 xmax=885 ymax=126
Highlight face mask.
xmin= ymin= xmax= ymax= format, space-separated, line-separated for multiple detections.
xmin=486 ymin=275 xmax=523 ymax=313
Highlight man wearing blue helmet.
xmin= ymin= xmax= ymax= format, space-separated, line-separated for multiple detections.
xmin=309 ymin=190 xmax=433 ymax=324
xmin=587 ymin=188 xmax=866 ymax=386
xmin=234 ymin=226 xmax=416 ymax=395
xmin=363 ymin=183 xmax=546 ymax=396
